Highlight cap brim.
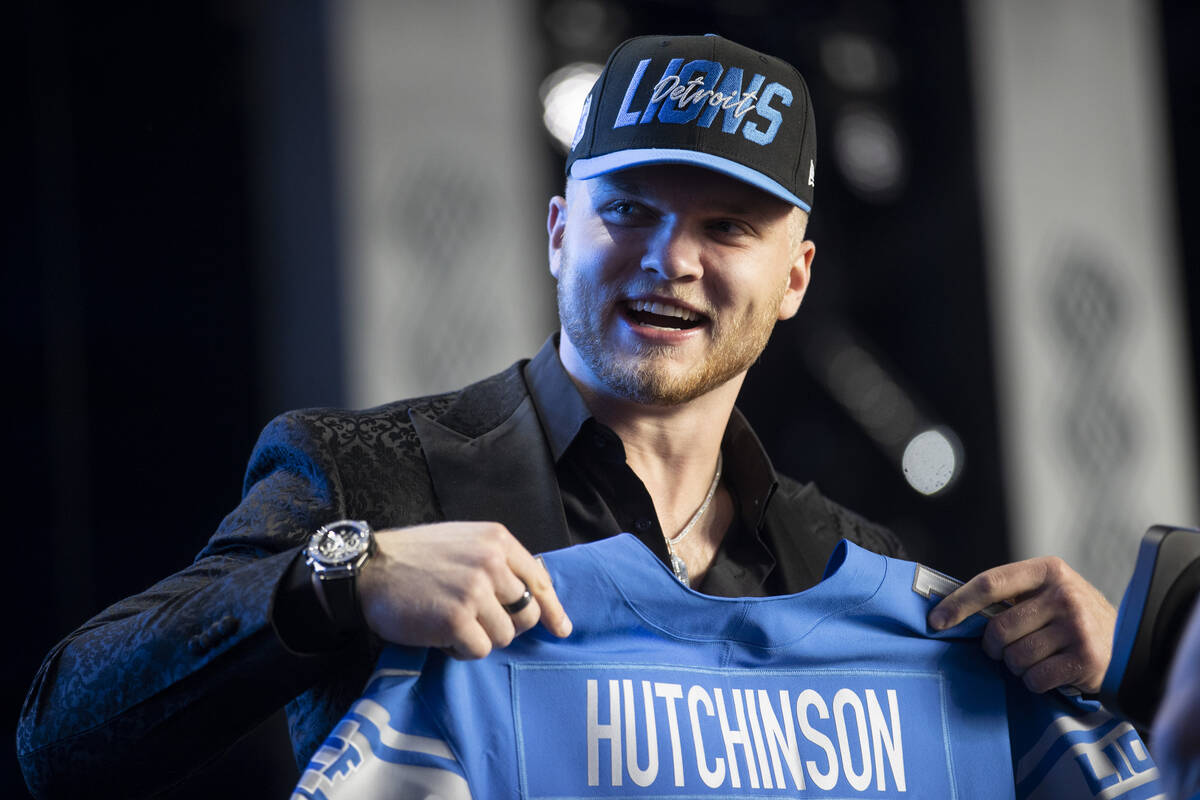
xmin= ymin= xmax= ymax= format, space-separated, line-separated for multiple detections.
xmin=569 ymin=148 xmax=811 ymax=213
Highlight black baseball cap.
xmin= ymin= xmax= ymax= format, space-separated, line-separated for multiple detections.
xmin=566 ymin=34 xmax=817 ymax=212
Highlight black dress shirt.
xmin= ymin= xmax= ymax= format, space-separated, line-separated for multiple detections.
xmin=524 ymin=339 xmax=781 ymax=597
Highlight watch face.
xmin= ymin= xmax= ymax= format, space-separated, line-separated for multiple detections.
xmin=310 ymin=520 xmax=371 ymax=566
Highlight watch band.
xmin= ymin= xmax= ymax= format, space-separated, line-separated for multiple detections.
xmin=310 ymin=569 xmax=365 ymax=633
xmin=305 ymin=519 xmax=374 ymax=633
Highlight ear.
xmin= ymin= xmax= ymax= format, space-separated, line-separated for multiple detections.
xmin=777 ymin=239 xmax=815 ymax=320
xmin=547 ymin=195 xmax=567 ymax=280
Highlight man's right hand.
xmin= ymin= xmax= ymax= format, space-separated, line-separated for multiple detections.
xmin=357 ymin=522 xmax=572 ymax=659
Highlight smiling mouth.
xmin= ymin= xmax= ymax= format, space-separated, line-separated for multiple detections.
xmin=623 ymin=299 xmax=707 ymax=330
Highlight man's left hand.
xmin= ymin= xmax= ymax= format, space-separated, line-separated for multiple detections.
xmin=928 ymin=556 xmax=1116 ymax=694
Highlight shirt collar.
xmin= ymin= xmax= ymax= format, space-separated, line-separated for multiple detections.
xmin=721 ymin=406 xmax=780 ymax=531
xmin=525 ymin=334 xmax=594 ymax=462
xmin=524 ymin=333 xmax=781 ymax=528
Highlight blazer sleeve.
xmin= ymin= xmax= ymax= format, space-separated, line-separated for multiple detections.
xmin=16 ymin=411 xmax=355 ymax=799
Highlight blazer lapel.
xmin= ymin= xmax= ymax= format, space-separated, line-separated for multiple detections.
xmin=410 ymin=396 xmax=571 ymax=556
xmin=763 ymin=484 xmax=845 ymax=593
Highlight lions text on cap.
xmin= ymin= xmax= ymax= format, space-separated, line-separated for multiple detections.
xmin=612 ymin=57 xmax=793 ymax=146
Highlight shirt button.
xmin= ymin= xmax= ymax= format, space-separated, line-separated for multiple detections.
xmin=634 ymin=518 xmax=653 ymax=532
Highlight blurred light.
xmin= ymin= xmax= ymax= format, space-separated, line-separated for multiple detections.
xmin=540 ymin=62 xmax=603 ymax=152
xmin=805 ymin=322 xmax=964 ymax=496
xmin=902 ymin=429 xmax=964 ymax=496
xmin=832 ymin=106 xmax=906 ymax=201
xmin=820 ymin=33 xmax=898 ymax=92
xmin=826 ymin=342 xmax=917 ymax=448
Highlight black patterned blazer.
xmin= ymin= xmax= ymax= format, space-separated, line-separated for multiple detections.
xmin=17 ymin=355 xmax=901 ymax=798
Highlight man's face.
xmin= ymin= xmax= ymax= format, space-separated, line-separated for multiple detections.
xmin=547 ymin=164 xmax=813 ymax=406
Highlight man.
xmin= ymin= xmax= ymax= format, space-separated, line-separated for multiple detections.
xmin=17 ymin=33 xmax=1117 ymax=797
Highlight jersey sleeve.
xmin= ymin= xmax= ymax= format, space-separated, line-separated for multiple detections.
xmin=1007 ymin=687 xmax=1164 ymax=800
xmin=292 ymin=664 xmax=472 ymax=800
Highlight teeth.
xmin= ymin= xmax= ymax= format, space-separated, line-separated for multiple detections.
xmin=629 ymin=299 xmax=699 ymax=322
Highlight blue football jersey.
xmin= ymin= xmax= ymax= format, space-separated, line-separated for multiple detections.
xmin=292 ymin=534 xmax=1163 ymax=799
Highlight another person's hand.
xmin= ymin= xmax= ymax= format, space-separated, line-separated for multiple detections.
xmin=358 ymin=522 xmax=572 ymax=659
xmin=928 ymin=556 xmax=1116 ymax=694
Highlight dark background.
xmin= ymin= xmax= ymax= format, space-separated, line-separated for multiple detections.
xmin=7 ymin=0 xmax=1198 ymax=796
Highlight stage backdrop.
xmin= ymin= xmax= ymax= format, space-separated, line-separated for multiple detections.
xmin=330 ymin=0 xmax=554 ymax=406
xmin=969 ymin=0 xmax=1198 ymax=601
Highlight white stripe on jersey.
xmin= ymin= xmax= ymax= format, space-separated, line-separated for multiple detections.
xmin=1015 ymin=709 xmax=1115 ymax=779
xmin=353 ymin=697 xmax=457 ymax=760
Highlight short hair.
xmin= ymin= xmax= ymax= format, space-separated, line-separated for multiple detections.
xmin=787 ymin=207 xmax=809 ymax=260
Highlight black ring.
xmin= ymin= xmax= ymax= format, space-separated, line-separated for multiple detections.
xmin=502 ymin=586 xmax=533 ymax=614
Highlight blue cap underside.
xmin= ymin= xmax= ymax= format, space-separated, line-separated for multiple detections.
xmin=570 ymin=148 xmax=811 ymax=213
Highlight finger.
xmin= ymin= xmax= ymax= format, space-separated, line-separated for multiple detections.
xmin=928 ymin=557 xmax=1061 ymax=630
xmin=444 ymin=615 xmax=495 ymax=661
xmin=1020 ymin=651 xmax=1086 ymax=694
xmin=474 ymin=582 xmax=519 ymax=650
xmin=505 ymin=546 xmax=572 ymax=638
xmin=998 ymin=626 xmax=1071 ymax=674
xmin=501 ymin=584 xmax=534 ymax=615
xmin=981 ymin=590 xmax=1059 ymax=659
xmin=493 ymin=572 xmax=542 ymax=637
xmin=507 ymin=593 xmax=544 ymax=637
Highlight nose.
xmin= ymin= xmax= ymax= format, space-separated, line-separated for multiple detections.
xmin=640 ymin=220 xmax=704 ymax=281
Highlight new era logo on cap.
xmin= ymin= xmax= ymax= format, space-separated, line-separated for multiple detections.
xmin=566 ymin=34 xmax=817 ymax=212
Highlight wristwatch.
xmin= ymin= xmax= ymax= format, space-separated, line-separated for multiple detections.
xmin=305 ymin=519 xmax=375 ymax=632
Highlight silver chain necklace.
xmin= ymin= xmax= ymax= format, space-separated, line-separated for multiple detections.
xmin=664 ymin=451 xmax=723 ymax=587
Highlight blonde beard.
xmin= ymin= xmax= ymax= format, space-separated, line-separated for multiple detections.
xmin=556 ymin=243 xmax=785 ymax=406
